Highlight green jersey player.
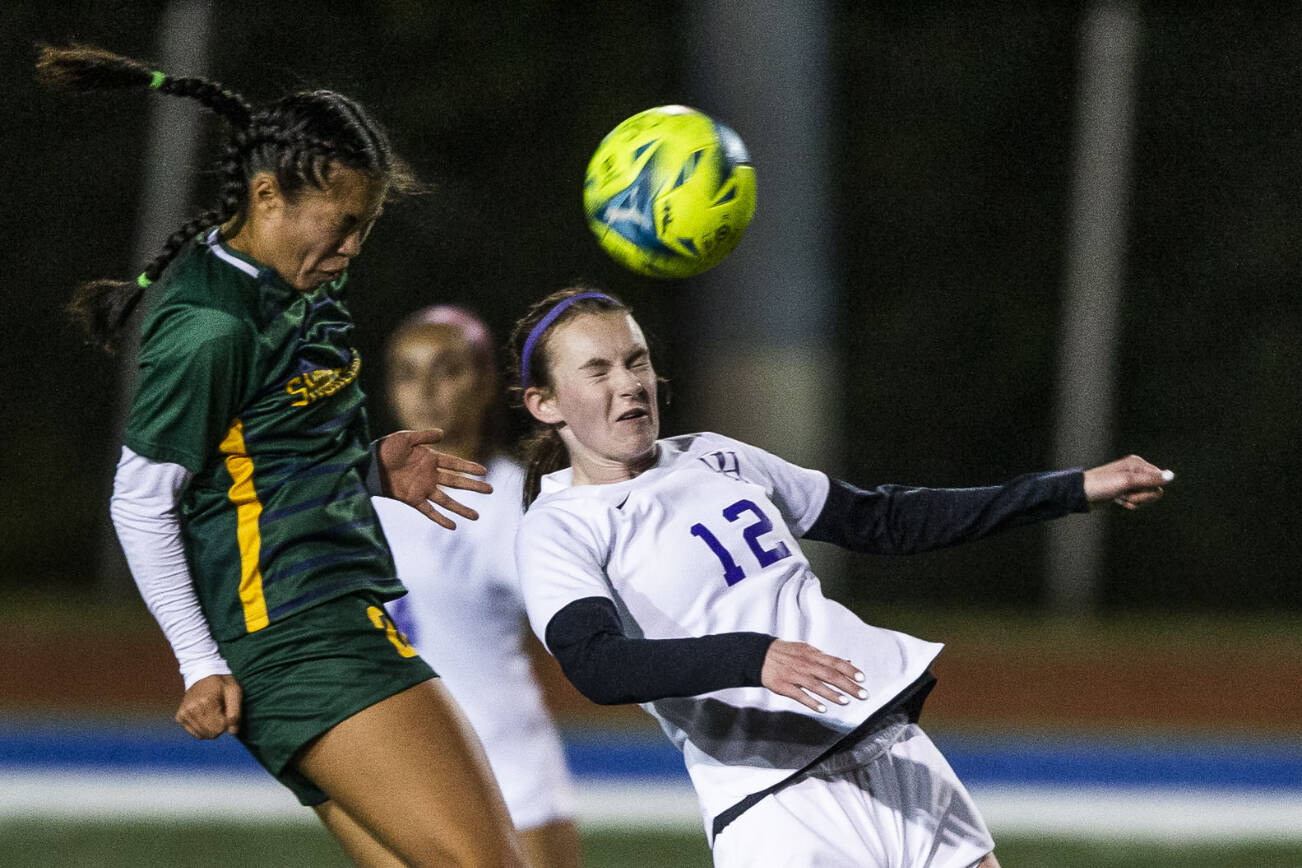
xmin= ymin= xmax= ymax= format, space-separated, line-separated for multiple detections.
xmin=39 ymin=44 xmax=524 ymax=867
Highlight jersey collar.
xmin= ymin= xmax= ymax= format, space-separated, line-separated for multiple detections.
xmin=537 ymin=441 xmax=678 ymax=497
xmin=201 ymin=228 xmax=349 ymax=299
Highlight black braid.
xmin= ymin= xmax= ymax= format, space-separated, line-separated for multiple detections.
xmin=42 ymin=42 xmax=419 ymax=353
xmin=155 ymin=75 xmax=252 ymax=128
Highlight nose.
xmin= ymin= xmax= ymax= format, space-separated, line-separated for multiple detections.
xmin=615 ymin=366 xmax=645 ymax=396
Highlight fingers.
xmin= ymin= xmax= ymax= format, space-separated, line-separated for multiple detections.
xmin=427 ymin=488 xmax=480 ymax=522
xmin=426 ymin=450 xmax=489 ymax=479
xmin=433 ymin=470 xmax=493 ymax=494
xmin=175 ymin=675 xmax=240 ymax=740
xmin=1113 ymin=486 xmax=1164 ymax=510
xmin=761 ymin=641 xmax=868 ymax=713
xmin=413 ymin=498 xmax=457 ymax=531
xmin=403 ymin=428 xmax=446 ymax=446
xmin=223 ymin=680 xmax=243 ymax=736
xmin=1083 ymin=455 xmax=1176 ymax=507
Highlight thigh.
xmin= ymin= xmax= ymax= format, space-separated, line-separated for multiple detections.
xmin=712 ymin=726 xmax=995 ymax=868
xmin=296 ymin=678 xmax=525 ymax=868
xmin=220 ymin=592 xmax=436 ymax=805
xmin=313 ymin=801 xmax=405 ymax=868
xmin=517 ymin=818 xmax=583 ymax=868
xmin=717 ymin=769 xmax=918 ymax=868
xmin=872 ymin=725 xmax=995 ymax=868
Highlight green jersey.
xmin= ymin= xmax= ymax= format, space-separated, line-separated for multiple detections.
xmin=124 ymin=229 xmax=402 ymax=640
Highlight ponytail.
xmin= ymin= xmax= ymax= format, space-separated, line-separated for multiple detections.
xmin=519 ymin=427 xmax=570 ymax=509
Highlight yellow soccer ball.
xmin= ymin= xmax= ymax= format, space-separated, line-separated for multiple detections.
xmin=583 ymin=105 xmax=756 ymax=279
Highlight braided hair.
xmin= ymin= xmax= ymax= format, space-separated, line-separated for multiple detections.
xmin=35 ymin=43 xmax=418 ymax=353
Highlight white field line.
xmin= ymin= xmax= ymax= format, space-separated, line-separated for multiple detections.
xmin=1 ymin=771 xmax=1300 ymax=842
xmin=972 ymin=784 xmax=1302 ymax=843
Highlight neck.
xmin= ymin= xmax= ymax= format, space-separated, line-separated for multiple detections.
xmin=569 ymin=445 xmax=659 ymax=486
xmin=223 ymin=218 xmax=266 ymax=257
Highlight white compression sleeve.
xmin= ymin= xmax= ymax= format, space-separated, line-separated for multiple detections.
xmin=110 ymin=446 xmax=231 ymax=690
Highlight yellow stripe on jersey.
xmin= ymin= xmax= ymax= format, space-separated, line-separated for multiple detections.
xmin=219 ymin=419 xmax=269 ymax=632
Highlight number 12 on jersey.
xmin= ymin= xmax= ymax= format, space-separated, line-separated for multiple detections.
xmin=690 ymin=498 xmax=792 ymax=586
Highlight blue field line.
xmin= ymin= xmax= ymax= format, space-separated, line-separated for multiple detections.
xmin=1 ymin=720 xmax=1299 ymax=791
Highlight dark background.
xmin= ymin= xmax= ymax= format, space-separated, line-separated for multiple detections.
xmin=3 ymin=2 xmax=1298 ymax=612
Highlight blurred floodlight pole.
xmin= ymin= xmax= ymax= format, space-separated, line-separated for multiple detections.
xmin=98 ymin=0 xmax=213 ymax=591
xmin=1047 ymin=2 xmax=1141 ymax=613
xmin=686 ymin=0 xmax=843 ymax=586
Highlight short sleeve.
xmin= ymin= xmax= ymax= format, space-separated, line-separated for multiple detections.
xmin=123 ymin=306 xmax=255 ymax=473
xmin=515 ymin=503 xmax=614 ymax=650
xmin=728 ymin=437 xmax=830 ymax=536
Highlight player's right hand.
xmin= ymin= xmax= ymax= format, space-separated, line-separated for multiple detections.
xmin=376 ymin=428 xmax=493 ymax=530
xmin=176 ymin=673 xmax=243 ymax=739
xmin=1082 ymin=454 xmax=1174 ymax=510
xmin=760 ymin=640 xmax=867 ymax=713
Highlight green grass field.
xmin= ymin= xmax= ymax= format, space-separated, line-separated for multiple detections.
xmin=3 ymin=821 xmax=1302 ymax=867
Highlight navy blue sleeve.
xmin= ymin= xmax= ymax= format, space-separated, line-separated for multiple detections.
xmin=544 ymin=597 xmax=776 ymax=705
xmin=803 ymin=469 xmax=1088 ymax=554
xmin=362 ymin=439 xmax=384 ymax=497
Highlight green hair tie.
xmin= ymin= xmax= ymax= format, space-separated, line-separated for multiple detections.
xmin=149 ymin=70 xmax=166 ymax=89
xmin=136 ymin=272 xmax=153 ymax=288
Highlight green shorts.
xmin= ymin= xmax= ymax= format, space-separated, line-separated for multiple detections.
xmin=217 ymin=591 xmax=436 ymax=806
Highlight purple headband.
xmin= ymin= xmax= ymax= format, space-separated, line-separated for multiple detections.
xmin=520 ymin=292 xmax=616 ymax=389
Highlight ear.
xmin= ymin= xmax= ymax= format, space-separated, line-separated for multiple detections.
xmin=524 ymin=385 xmax=562 ymax=425
xmin=247 ymin=171 xmax=284 ymax=216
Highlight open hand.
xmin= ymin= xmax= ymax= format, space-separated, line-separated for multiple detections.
xmin=1083 ymin=454 xmax=1174 ymax=510
xmin=176 ymin=673 xmax=242 ymax=739
xmin=376 ymin=429 xmax=493 ymax=529
xmin=760 ymin=640 xmax=868 ymax=713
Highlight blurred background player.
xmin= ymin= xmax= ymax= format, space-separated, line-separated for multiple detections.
xmin=509 ymin=287 xmax=1173 ymax=868
xmin=374 ymin=305 xmax=583 ymax=868
xmin=38 ymin=44 xmax=524 ymax=867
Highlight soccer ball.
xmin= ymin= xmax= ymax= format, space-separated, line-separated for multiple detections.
xmin=583 ymin=105 xmax=756 ymax=279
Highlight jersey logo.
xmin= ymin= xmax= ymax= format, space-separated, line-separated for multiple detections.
xmin=285 ymin=348 xmax=362 ymax=406
xmin=698 ymin=449 xmax=742 ymax=480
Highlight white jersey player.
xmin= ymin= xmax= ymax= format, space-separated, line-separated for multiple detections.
xmin=375 ymin=306 xmax=581 ymax=868
xmin=508 ymin=288 xmax=1173 ymax=868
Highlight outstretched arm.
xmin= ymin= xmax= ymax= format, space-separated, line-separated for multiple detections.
xmin=545 ymin=597 xmax=865 ymax=712
xmin=804 ymin=455 xmax=1172 ymax=555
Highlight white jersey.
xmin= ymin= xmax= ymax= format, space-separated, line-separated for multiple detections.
xmin=516 ymin=432 xmax=943 ymax=836
xmin=374 ymin=455 xmax=575 ymax=830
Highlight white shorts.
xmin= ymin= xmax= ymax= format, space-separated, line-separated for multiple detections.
xmin=711 ymin=719 xmax=994 ymax=868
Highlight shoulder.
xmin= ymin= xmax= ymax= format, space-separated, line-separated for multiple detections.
xmin=139 ymin=299 xmax=256 ymax=364
xmin=663 ymin=431 xmax=737 ymax=453
xmin=517 ymin=493 xmax=615 ymax=575
xmin=142 ymin=244 xmax=260 ymax=340
xmin=521 ymin=474 xmax=622 ymax=540
xmin=663 ymin=432 xmax=796 ymax=477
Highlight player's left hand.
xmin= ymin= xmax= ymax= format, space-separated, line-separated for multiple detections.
xmin=760 ymin=640 xmax=868 ymax=713
xmin=376 ymin=429 xmax=493 ymax=529
xmin=1083 ymin=454 xmax=1174 ymax=511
